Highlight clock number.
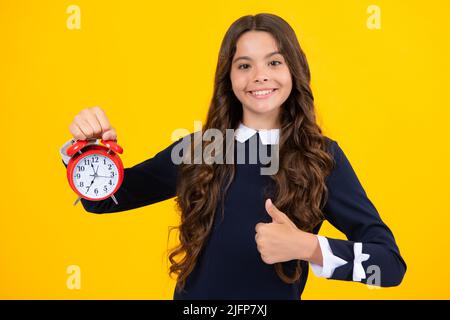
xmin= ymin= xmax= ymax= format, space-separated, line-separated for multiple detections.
xmin=79 ymin=181 xmax=84 ymax=187
xmin=108 ymin=164 xmax=112 ymax=170
xmin=109 ymin=180 xmax=113 ymax=185
xmin=94 ymin=188 xmax=98 ymax=195
xmin=92 ymin=156 xmax=99 ymax=163
xmin=75 ymin=173 xmax=81 ymax=179
xmin=103 ymin=185 xmax=108 ymax=192
xmin=110 ymin=172 xmax=115 ymax=177
xmin=84 ymin=158 xmax=90 ymax=165
xmin=77 ymin=165 xmax=85 ymax=172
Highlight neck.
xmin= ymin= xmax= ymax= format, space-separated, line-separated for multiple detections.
xmin=242 ymin=108 xmax=281 ymax=130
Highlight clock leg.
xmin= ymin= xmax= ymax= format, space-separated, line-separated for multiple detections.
xmin=73 ymin=196 xmax=81 ymax=206
xmin=111 ymin=194 xmax=118 ymax=205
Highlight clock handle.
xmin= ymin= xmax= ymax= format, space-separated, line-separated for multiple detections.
xmin=100 ymin=139 xmax=123 ymax=154
xmin=66 ymin=140 xmax=88 ymax=157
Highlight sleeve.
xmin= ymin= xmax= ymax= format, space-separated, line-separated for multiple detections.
xmin=311 ymin=139 xmax=407 ymax=287
xmin=60 ymin=135 xmax=189 ymax=214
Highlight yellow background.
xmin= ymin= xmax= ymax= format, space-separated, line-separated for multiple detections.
xmin=1 ymin=0 xmax=449 ymax=299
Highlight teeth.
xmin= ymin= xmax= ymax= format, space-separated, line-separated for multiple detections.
xmin=251 ymin=89 xmax=274 ymax=96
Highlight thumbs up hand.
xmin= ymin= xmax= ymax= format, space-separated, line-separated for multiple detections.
xmin=255 ymin=199 xmax=320 ymax=265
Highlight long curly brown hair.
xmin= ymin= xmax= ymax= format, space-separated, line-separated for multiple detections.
xmin=167 ymin=13 xmax=335 ymax=294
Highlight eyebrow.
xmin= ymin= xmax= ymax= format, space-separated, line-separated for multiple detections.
xmin=232 ymin=51 xmax=282 ymax=64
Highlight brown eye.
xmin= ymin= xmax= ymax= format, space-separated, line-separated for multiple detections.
xmin=238 ymin=64 xmax=250 ymax=70
xmin=270 ymin=61 xmax=282 ymax=66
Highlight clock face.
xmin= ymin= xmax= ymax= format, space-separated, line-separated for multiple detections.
xmin=72 ymin=153 xmax=120 ymax=199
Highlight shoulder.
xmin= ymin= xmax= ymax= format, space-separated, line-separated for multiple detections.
xmin=323 ymin=136 xmax=343 ymax=163
xmin=322 ymin=136 xmax=361 ymax=186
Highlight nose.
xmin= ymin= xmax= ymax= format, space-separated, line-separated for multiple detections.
xmin=253 ymin=66 xmax=269 ymax=83
xmin=254 ymin=75 xmax=269 ymax=83
xmin=254 ymin=77 xmax=268 ymax=83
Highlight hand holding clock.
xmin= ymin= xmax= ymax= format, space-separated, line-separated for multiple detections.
xmin=69 ymin=106 xmax=117 ymax=141
xmin=66 ymin=106 xmax=124 ymax=204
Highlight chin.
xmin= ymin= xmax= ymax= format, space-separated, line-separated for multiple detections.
xmin=245 ymin=102 xmax=281 ymax=115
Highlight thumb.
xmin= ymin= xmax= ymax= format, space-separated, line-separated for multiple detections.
xmin=102 ymin=128 xmax=117 ymax=141
xmin=265 ymin=198 xmax=292 ymax=225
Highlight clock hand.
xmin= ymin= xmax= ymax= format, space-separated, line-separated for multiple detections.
xmin=89 ymin=175 xmax=112 ymax=178
xmin=90 ymin=163 xmax=100 ymax=177
xmin=86 ymin=177 xmax=95 ymax=193
xmin=86 ymin=163 xmax=97 ymax=193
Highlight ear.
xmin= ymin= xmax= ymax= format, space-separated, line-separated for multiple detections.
xmin=265 ymin=198 xmax=294 ymax=225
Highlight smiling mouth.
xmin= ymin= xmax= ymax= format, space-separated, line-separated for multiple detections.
xmin=247 ymin=88 xmax=278 ymax=99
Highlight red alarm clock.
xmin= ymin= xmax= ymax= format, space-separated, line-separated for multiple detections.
xmin=66 ymin=139 xmax=124 ymax=206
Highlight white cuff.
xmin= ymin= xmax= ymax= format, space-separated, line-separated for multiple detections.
xmin=60 ymin=139 xmax=76 ymax=165
xmin=60 ymin=138 xmax=98 ymax=165
xmin=310 ymin=235 xmax=347 ymax=278
xmin=310 ymin=235 xmax=348 ymax=278
xmin=352 ymin=242 xmax=370 ymax=281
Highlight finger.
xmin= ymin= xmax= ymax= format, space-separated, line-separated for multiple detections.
xmin=81 ymin=109 xmax=102 ymax=137
xmin=255 ymin=222 xmax=265 ymax=233
xmin=76 ymin=116 xmax=95 ymax=138
xmin=70 ymin=123 xmax=87 ymax=140
xmin=102 ymin=127 xmax=117 ymax=141
xmin=261 ymin=254 xmax=272 ymax=264
xmin=256 ymin=243 xmax=262 ymax=253
xmin=91 ymin=107 xmax=115 ymax=139
xmin=266 ymin=198 xmax=295 ymax=226
xmin=265 ymin=198 xmax=285 ymax=223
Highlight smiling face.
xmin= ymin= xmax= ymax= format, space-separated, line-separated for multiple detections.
xmin=230 ymin=31 xmax=292 ymax=128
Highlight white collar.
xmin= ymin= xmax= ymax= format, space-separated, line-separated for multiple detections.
xmin=234 ymin=122 xmax=280 ymax=145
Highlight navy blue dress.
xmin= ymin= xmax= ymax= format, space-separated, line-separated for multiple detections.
xmin=63 ymin=132 xmax=407 ymax=299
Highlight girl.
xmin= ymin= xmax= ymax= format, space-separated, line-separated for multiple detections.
xmin=60 ymin=13 xmax=406 ymax=300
